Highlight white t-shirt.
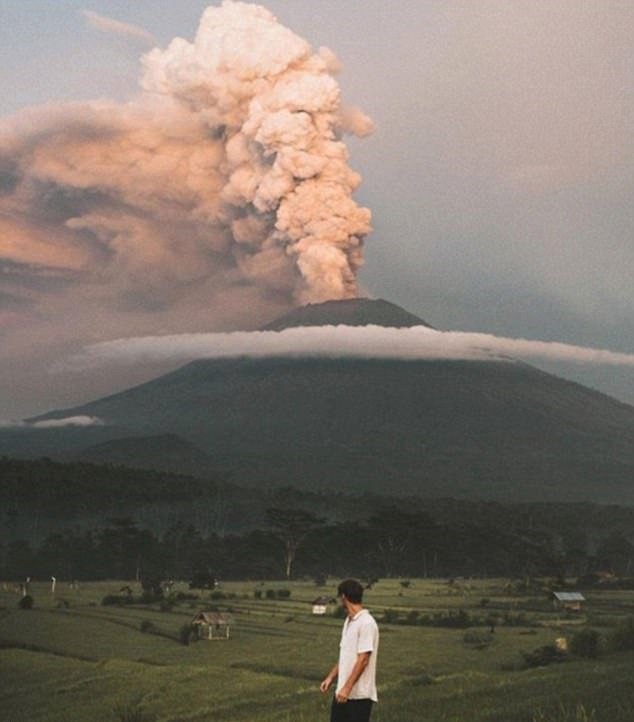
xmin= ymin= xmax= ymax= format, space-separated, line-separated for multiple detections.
xmin=336 ymin=608 xmax=379 ymax=702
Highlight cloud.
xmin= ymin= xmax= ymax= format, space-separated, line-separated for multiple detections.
xmin=0 ymin=415 xmax=103 ymax=428
xmin=61 ymin=324 xmax=634 ymax=371
xmin=81 ymin=10 xmax=156 ymax=45
xmin=1 ymin=1 xmax=372 ymax=327
xmin=31 ymin=415 xmax=104 ymax=428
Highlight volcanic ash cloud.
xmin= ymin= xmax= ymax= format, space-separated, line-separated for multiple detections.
xmin=0 ymin=1 xmax=373 ymax=315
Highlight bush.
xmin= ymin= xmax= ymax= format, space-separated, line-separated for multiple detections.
xmin=18 ymin=595 xmax=33 ymax=610
xmin=410 ymin=674 xmax=435 ymax=686
xmin=610 ymin=616 xmax=634 ymax=651
xmin=463 ymin=629 xmax=494 ymax=647
xmin=314 ymin=574 xmax=327 ymax=586
xmin=265 ymin=589 xmax=276 ymax=599
xmin=253 ymin=589 xmax=263 ymax=599
xmin=382 ymin=608 xmax=400 ymax=624
xmin=522 ymin=644 xmax=567 ymax=668
xmin=404 ymin=610 xmax=419 ymax=625
xmin=424 ymin=609 xmax=474 ymax=628
xmin=210 ymin=590 xmax=226 ymax=600
xmin=332 ymin=605 xmax=347 ymax=619
xmin=140 ymin=620 xmax=158 ymax=634
xmin=276 ymin=589 xmax=291 ymax=599
xmin=400 ymin=580 xmax=411 ymax=589
xmin=569 ymin=628 xmax=601 ymax=658
xmin=179 ymin=623 xmax=195 ymax=646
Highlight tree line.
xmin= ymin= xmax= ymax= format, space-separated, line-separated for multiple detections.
xmin=2 ymin=505 xmax=632 ymax=583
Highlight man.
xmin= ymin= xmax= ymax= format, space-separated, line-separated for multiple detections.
xmin=320 ymin=578 xmax=379 ymax=722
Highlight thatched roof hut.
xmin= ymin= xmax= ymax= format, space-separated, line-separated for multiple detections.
xmin=191 ymin=611 xmax=232 ymax=639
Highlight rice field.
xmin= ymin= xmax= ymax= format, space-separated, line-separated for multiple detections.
xmin=1 ymin=578 xmax=633 ymax=722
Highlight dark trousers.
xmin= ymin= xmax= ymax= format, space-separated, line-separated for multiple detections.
xmin=330 ymin=697 xmax=373 ymax=722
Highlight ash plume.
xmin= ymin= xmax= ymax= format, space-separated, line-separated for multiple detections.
xmin=0 ymin=1 xmax=372 ymax=315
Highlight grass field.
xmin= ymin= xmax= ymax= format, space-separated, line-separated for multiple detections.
xmin=1 ymin=578 xmax=633 ymax=722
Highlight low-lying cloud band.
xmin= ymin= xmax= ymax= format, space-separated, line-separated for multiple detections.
xmin=61 ymin=325 xmax=634 ymax=371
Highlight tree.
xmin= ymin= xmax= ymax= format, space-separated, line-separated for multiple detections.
xmin=266 ymin=507 xmax=323 ymax=579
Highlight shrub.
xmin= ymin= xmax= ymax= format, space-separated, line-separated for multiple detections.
xmin=210 ymin=590 xmax=226 ymax=600
xmin=463 ymin=629 xmax=494 ymax=647
xmin=404 ymin=610 xmax=419 ymax=625
xmin=276 ymin=589 xmax=291 ymax=599
xmin=253 ymin=589 xmax=263 ymax=599
xmin=609 ymin=616 xmax=634 ymax=651
xmin=400 ymin=580 xmax=411 ymax=589
xmin=265 ymin=589 xmax=276 ymax=599
xmin=314 ymin=574 xmax=327 ymax=586
xmin=179 ymin=623 xmax=195 ymax=645
xmin=522 ymin=644 xmax=567 ymax=668
xmin=18 ymin=595 xmax=33 ymax=610
xmin=382 ymin=608 xmax=400 ymax=624
xmin=140 ymin=620 xmax=157 ymax=634
xmin=410 ymin=674 xmax=435 ymax=686
xmin=479 ymin=597 xmax=490 ymax=607
xmin=569 ymin=628 xmax=601 ymax=658
xmin=429 ymin=609 xmax=474 ymax=628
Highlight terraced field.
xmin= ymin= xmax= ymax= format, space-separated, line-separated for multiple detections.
xmin=1 ymin=579 xmax=633 ymax=721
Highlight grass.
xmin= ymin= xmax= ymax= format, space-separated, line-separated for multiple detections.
xmin=1 ymin=579 xmax=633 ymax=721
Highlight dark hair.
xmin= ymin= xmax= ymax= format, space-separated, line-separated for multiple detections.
xmin=337 ymin=579 xmax=364 ymax=604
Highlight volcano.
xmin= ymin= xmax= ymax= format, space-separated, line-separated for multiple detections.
xmin=13 ymin=298 xmax=634 ymax=504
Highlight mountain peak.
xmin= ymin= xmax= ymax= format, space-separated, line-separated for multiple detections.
xmin=261 ymin=298 xmax=432 ymax=331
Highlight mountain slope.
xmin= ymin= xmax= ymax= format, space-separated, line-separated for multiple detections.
xmin=16 ymin=298 xmax=634 ymax=503
xmin=26 ymin=354 xmax=634 ymax=503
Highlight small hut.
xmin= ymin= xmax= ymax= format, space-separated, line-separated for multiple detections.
xmin=191 ymin=611 xmax=231 ymax=640
xmin=312 ymin=596 xmax=335 ymax=615
xmin=552 ymin=591 xmax=586 ymax=613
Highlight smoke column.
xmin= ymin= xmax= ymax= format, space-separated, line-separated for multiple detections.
xmin=0 ymin=1 xmax=373 ymax=310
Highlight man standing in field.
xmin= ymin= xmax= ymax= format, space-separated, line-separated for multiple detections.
xmin=320 ymin=578 xmax=379 ymax=722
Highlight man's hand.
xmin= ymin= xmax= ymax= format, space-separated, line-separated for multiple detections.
xmin=319 ymin=676 xmax=333 ymax=694
xmin=335 ymin=686 xmax=351 ymax=704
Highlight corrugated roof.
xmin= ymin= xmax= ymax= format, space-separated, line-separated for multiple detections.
xmin=553 ymin=592 xmax=585 ymax=601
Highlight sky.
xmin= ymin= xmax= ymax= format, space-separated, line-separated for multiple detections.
xmin=0 ymin=0 xmax=633 ymax=419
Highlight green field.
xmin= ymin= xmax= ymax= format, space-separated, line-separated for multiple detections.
xmin=1 ymin=579 xmax=633 ymax=722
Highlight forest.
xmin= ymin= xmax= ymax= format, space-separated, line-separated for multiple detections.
xmin=2 ymin=457 xmax=633 ymax=584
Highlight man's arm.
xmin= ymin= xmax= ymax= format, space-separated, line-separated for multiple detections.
xmin=335 ymin=652 xmax=371 ymax=703
xmin=319 ymin=663 xmax=338 ymax=693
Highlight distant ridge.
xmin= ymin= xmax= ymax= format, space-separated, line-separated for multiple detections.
xmin=77 ymin=433 xmax=215 ymax=476
xmin=261 ymin=298 xmax=432 ymax=331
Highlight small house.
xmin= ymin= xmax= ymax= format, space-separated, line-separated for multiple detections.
xmin=312 ymin=596 xmax=335 ymax=615
xmin=191 ymin=611 xmax=231 ymax=640
xmin=552 ymin=591 xmax=585 ymax=613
